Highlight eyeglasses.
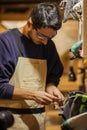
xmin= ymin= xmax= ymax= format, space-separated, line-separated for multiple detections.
xmin=35 ymin=28 xmax=57 ymax=40
xmin=30 ymin=20 xmax=57 ymax=40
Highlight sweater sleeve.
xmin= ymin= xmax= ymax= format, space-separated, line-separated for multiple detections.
xmin=0 ymin=31 xmax=18 ymax=99
xmin=46 ymin=40 xmax=64 ymax=86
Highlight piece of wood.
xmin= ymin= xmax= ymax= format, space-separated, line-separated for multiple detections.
xmin=83 ymin=0 xmax=87 ymax=57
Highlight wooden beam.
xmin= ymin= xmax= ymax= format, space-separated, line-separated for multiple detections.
xmin=83 ymin=0 xmax=87 ymax=58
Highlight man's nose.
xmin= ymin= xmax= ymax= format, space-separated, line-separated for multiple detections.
xmin=41 ymin=38 xmax=48 ymax=45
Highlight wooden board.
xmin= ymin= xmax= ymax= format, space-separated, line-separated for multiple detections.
xmin=83 ymin=0 xmax=87 ymax=57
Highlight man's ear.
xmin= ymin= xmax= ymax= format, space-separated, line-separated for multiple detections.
xmin=27 ymin=20 xmax=33 ymax=30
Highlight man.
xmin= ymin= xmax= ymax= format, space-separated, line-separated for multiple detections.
xmin=0 ymin=2 xmax=64 ymax=130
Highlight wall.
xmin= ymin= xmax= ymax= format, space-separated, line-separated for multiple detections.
xmin=53 ymin=19 xmax=79 ymax=74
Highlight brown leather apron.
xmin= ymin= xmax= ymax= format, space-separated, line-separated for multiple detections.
xmin=0 ymin=57 xmax=47 ymax=130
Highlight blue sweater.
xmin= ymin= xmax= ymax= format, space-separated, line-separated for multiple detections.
xmin=0 ymin=29 xmax=64 ymax=99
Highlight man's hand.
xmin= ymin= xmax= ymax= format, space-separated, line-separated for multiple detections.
xmin=33 ymin=91 xmax=59 ymax=105
xmin=13 ymin=86 xmax=64 ymax=107
xmin=13 ymin=87 xmax=59 ymax=105
xmin=46 ymin=84 xmax=64 ymax=109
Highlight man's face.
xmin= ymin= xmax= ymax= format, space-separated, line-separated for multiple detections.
xmin=28 ymin=24 xmax=57 ymax=45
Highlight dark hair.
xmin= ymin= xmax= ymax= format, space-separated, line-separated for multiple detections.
xmin=29 ymin=2 xmax=62 ymax=30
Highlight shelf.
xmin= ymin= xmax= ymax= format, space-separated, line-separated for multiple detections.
xmin=58 ymin=74 xmax=79 ymax=92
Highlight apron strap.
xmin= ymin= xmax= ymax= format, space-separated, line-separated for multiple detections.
xmin=11 ymin=28 xmax=23 ymax=56
xmin=0 ymin=107 xmax=45 ymax=114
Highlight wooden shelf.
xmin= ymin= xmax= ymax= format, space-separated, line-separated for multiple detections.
xmin=58 ymin=74 xmax=79 ymax=92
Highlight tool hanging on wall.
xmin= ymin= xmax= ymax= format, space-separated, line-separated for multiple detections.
xmin=69 ymin=40 xmax=83 ymax=60
xmin=68 ymin=40 xmax=83 ymax=82
xmin=59 ymin=0 xmax=83 ymax=22
xmin=78 ymin=67 xmax=87 ymax=92
xmin=68 ymin=60 xmax=77 ymax=81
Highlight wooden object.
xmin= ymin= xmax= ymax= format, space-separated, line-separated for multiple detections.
xmin=46 ymin=110 xmax=63 ymax=130
xmin=58 ymin=75 xmax=79 ymax=92
xmin=83 ymin=0 xmax=87 ymax=57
